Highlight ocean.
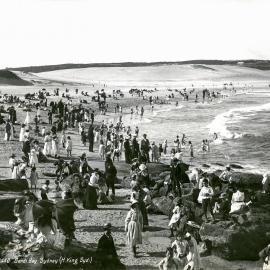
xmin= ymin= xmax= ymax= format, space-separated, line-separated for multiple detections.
xmin=117 ymin=87 xmax=270 ymax=175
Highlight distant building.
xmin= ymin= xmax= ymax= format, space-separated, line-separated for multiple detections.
xmin=237 ymin=61 xmax=244 ymax=65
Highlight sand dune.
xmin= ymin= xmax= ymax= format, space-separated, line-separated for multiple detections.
xmin=29 ymin=64 xmax=270 ymax=88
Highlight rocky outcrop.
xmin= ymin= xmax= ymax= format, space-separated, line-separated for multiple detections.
xmin=230 ymin=172 xmax=263 ymax=190
xmin=0 ymin=179 xmax=28 ymax=192
xmin=200 ymin=204 xmax=270 ymax=260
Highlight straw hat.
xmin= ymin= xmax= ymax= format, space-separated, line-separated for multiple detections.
xmin=139 ymin=164 xmax=147 ymax=171
xmin=131 ymin=200 xmax=138 ymax=207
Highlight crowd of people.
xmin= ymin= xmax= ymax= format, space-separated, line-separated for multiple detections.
xmin=0 ymin=85 xmax=269 ymax=270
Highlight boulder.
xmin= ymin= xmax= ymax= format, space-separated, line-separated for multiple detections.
xmin=147 ymin=163 xmax=170 ymax=176
xmin=159 ymin=171 xmax=171 ymax=179
xmin=152 ymin=196 xmax=174 ymax=216
xmin=0 ymin=192 xmax=23 ymax=221
xmin=0 ymin=179 xmax=28 ymax=192
xmin=230 ymin=172 xmax=263 ymax=190
xmin=230 ymin=164 xmax=244 ymax=169
xmin=200 ymin=205 xmax=270 ymax=260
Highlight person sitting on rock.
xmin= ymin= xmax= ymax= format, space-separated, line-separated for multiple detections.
xmin=230 ymin=186 xmax=251 ymax=214
xmin=158 ymin=247 xmax=179 ymax=270
xmin=168 ymin=199 xmax=188 ymax=237
xmin=213 ymin=192 xmax=230 ymax=220
xmin=219 ymin=166 xmax=232 ymax=184
xmin=171 ymin=232 xmax=189 ymax=268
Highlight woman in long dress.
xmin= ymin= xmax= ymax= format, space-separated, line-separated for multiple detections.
xmin=12 ymin=162 xmax=20 ymax=179
xmin=29 ymin=149 xmax=38 ymax=167
xmin=51 ymin=135 xmax=59 ymax=157
xmin=43 ymin=132 xmax=52 ymax=156
xmin=84 ymin=170 xmax=99 ymax=209
xmin=24 ymin=111 xmax=31 ymax=125
xmin=125 ymin=200 xmax=143 ymax=257
xmin=19 ymin=124 xmax=26 ymax=142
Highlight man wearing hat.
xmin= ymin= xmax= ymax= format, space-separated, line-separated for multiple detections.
xmin=124 ymin=137 xmax=132 ymax=164
xmin=140 ymin=134 xmax=150 ymax=163
xmin=169 ymin=157 xmax=182 ymax=197
xmin=131 ymin=135 xmax=139 ymax=159
xmin=96 ymin=223 xmax=125 ymax=269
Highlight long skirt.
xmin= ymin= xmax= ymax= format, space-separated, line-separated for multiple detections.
xmin=127 ymin=220 xmax=142 ymax=247
xmin=19 ymin=128 xmax=25 ymax=142
xmin=43 ymin=142 xmax=52 ymax=156
xmin=84 ymin=185 xmax=98 ymax=209
xmin=139 ymin=201 xmax=148 ymax=226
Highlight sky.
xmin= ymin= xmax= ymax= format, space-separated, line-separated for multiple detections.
xmin=0 ymin=0 xmax=269 ymax=68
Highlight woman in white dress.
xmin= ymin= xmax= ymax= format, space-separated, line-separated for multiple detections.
xmin=12 ymin=162 xmax=20 ymax=179
xmin=125 ymin=200 xmax=143 ymax=257
xmin=24 ymin=111 xmax=31 ymax=125
xmin=29 ymin=149 xmax=38 ymax=167
xmin=19 ymin=124 xmax=26 ymax=142
xmin=43 ymin=132 xmax=52 ymax=156
xmin=51 ymin=135 xmax=59 ymax=157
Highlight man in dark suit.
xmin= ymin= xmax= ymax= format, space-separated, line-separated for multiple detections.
xmin=140 ymin=133 xmax=150 ymax=163
xmin=96 ymin=223 xmax=125 ymax=270
xmin=88 ymin=124 xmax=94 ymax=152
xmin=5 ymin=119 xmax=11 ymax=141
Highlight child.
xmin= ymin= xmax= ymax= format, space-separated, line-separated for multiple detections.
xmin=61 ymin=130 xmax=67 ymax=148
xmin=30 ymin=166 xmax=38 ymax=191
xmin=66 ymin=136 xmax=72 ymax=157
xmin=29 ymin=149 xmax=38 ymax=167
xmin=41 ymin=126 xmax=46 ymax=137
xmin=99 ymin=140 xmax=105 ymax=160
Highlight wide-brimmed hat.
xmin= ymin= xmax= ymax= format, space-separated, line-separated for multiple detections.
xmin=10 ymin=154 xmax=16 ymax=158
xmin=131 ymin=200 xmax=138 ymax=206
xmin=103 ymin=223 xmax=112 ymax=230
xmin=139 ymin=164 xmax=147 ymax=171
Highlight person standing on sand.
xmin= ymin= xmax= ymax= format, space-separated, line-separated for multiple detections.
xmin=19 ymin=124 xmax=26 ymax=142
xmin=65 ymin=136 xmax=72 ymax=157
xmin=125 ymin=200 xmax=143 ymax=257
xmin=88 ymin=124 xmax=94 ymax=152
xmin=4 ymin=119 xmax=11 ymax=141
xmin=141 ymin=134 xmax=150 ymax=163
xmin=22 ymin=136 xmax=31 ymax=165
xmin=29 ymin=166 xmax=38 ymax=192
xmin=124 ymin=137 xmax=132 ymax=164
xmin=43 ymin=132 xmax=52 ymax=156
xmin=105 ymin=154 xmax=117 ymax=198
xmin=188 ymin=141 xmax=194 ymax=158
xmin=96 ymin=223 xmax=125 ymax=270
xmin=84 ymin=169 xmax=99 ymax=209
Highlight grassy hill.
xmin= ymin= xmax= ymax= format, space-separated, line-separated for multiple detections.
xmin=0 ymin=70 xmax=32 ymax=86
xmin=8 ymin=60 xmax=270 ymax=74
